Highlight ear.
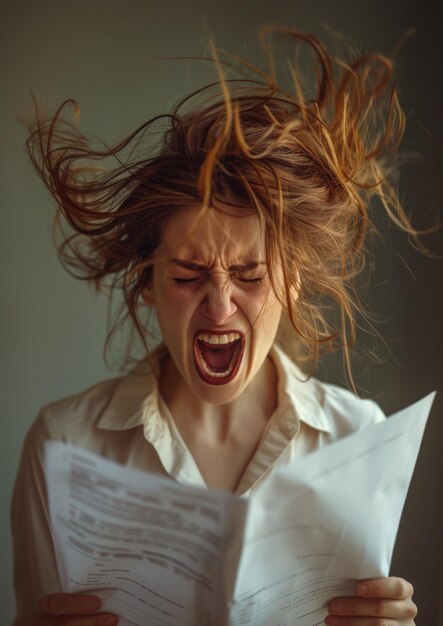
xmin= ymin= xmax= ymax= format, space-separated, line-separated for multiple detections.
xmin=141 ymin=285 xmax=155 ymax=306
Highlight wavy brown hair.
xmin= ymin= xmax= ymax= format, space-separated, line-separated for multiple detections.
xmin=25 ymin=26 xmax=418 ymax=384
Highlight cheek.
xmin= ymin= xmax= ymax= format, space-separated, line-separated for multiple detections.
xmin=156 ymin=283 xmax=192 ymax=307
xmin=155 ymin=286 xmax=198 ymax=335
xmin=244 ymin=290 xmax=282 ymax=331
xmin=262 ymin=303 xmax=283 ymax=334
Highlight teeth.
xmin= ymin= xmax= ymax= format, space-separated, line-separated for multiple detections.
xmin=195 ymin=332 xmax=243 ymax=380
xmin=198 ymin=332 xmax=241 ymax=345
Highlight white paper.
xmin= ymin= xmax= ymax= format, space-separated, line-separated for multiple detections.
xmin=45 ymin=392 xmax=435 ymax=626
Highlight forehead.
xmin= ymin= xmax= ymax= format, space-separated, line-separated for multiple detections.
xmin=157 ymin=206 xmax=265 ymax=264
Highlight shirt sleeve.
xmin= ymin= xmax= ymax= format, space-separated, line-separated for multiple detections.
xmin=11 ymin=407 xmax=62 ymax=626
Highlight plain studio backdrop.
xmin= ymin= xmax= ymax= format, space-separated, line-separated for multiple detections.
xmin=1 ymin=1 xmax=442 ymax=624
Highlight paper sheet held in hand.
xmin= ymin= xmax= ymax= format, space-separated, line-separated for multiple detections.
xmin=45 ymin=393 xmax=435 ymax=626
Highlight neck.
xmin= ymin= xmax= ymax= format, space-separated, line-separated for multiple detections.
xmin=159 ymin=351 xmax=278 ymax=445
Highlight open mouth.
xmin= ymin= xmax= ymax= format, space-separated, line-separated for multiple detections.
xmin=193 ymin=330 xmax=244 ymax=385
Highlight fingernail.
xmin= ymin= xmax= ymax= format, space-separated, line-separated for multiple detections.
xmin=357 ymin=583 xmax=368 ymax=595
xmin=325 ymin=617 xmax=339 ymax=626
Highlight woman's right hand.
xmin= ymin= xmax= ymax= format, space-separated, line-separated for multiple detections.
xmin=33 ymin=593 xmax=119 ymax=625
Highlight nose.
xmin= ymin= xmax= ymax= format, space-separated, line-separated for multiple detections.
xmin=200 ymin=280 xmax=238 ymax=325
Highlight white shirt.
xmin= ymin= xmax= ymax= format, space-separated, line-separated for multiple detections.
xmin=11 ymin=345 xmax=385 ymax=624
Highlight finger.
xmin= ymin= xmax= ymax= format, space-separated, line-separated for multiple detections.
xmin=328 ymin=596 xmax=417 ymax=620
xmin=33 ymin=613 xmax=118 ymax=626
xmin=325 ymin=618 xmax=401 ymax=626
xmin=37 ymin=594 xmax=102 ymax=616
xmin=355 ymin=576 xmax=414 ymax=600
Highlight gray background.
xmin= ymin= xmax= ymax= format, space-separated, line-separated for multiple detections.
xmin=1 ymin=1 xmax=442 ymax=624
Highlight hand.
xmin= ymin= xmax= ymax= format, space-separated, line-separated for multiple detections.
xmin=325 ymin=576 xmax=417 ymax=625
xmin=33 ymin=593 xmax=119 ymax=626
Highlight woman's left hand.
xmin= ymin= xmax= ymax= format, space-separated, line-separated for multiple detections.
xmin=325 ymin=576 xmax=417 ymax=625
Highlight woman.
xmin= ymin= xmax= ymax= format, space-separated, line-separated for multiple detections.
xmin=13 ymin=27 xmax=418 ymax=625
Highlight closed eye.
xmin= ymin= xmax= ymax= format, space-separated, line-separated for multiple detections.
xmin=172 ymin=274 xmax=267 ymax=287
xmin=234 ymin=275 xmax=266 ymax=286
xmin=173 ymin=277 xmax=200 ymax=286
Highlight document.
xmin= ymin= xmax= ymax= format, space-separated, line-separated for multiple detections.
xmin=45 ymin=393 xmax=435 ymax=626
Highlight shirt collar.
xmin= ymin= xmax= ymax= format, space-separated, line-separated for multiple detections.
xmin=96 ymin=343 xmax=332 ymax=434
xmin=95 ymin=347 xmax=163 ymax=431
xmin=271 ymin=344 xmax=332 ymax=434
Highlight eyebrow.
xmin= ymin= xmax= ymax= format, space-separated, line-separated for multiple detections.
xmin=168 ymin=259 xmax=267 ymax=272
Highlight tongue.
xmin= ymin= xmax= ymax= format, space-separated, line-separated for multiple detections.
xmin=199 ymin=342 xmax=236 ymax=372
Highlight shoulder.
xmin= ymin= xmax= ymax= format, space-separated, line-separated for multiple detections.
xmin=36 ymin=375 xmax=122 ymax=440
xmin=274 ymin=346 xmax=386 ymax=439
xmin=31 ymin=357 xmax=155 ymax=444
xmin=309 ymin=376 xmax=386 ymax=434
xmin=15 ymin=376 xmax=117 ymax=480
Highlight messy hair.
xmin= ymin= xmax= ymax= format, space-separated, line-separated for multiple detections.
xmin=25 ymin=26 xmax=417 ymax=384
